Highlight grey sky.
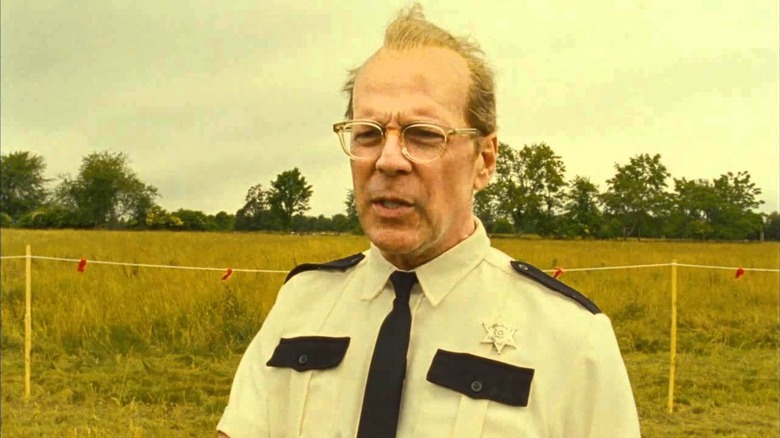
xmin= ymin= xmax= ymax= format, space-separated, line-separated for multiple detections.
xmin=2 ymin=1 xmax=778 ymax=216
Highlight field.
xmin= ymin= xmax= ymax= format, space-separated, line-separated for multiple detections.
xmin=1 ymin=229 xmax=778 ymax=437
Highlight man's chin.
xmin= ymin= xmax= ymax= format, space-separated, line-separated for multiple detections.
xmin=365 ymin=226 xmax=423 ymax=258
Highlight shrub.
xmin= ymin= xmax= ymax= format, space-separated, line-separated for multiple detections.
xmin=0 ymin=212 xmax=13 ymax=228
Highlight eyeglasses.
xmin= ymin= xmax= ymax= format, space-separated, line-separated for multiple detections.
xmin=332 ymin=119 xmax=483 ymax=164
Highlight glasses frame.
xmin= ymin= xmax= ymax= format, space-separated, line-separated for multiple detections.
xmin=332 ymin=119 xmax=484 ymax=164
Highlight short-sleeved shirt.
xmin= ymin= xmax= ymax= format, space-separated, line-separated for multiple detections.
xmin=218 ymin=220 xmax=640 ymax=437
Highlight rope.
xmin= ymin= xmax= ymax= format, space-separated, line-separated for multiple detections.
xmin=2 ymin=255 xmax=778 ymax=273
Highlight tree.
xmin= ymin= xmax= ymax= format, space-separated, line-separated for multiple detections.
xmin=0 ymin=151 xmax=49 ymax=220
xmin=54 ymin=151 xmax=158 ymax=228
xmin=174 ymin=209 xmax=209 ymax=231
xmin=209 ymin=211 xmax=235 ymax=231
xmin=668 ymin=178 xmax=719 ymax=239
xmin=473 ymin=188 xmax=498 ymax=231
xmin=601 ymin=153 xmax=670 ymax=239
xmin=709 ymin=171 xmax=764 ymax=239
xmin=267 ymin=168 xmax=313 ymax=231
xmin=344 ymin=189 xmax=361 ymax=233
xmin=765 ymin=212 xmax=780 ymax=241
xmin=235 ymin=184 xmax=275 ymax=231
xmin=562 ymin=176 xmax=603 ymax=237
xmin=491 ymin=143 xmax=566 ymax=235
xmin=345 ymin=189 xmax=358 ymax=222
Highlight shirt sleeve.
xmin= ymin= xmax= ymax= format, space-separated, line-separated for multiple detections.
xmin=217 ymin=287 xmax=289 ymax=438
xmin=554 ymin=314 xmax=641 ymax=437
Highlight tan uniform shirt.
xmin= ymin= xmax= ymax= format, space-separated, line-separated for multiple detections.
xmin=218 ymin=221 xmax=640 ymax=437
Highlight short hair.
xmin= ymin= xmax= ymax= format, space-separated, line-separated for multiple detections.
xmin=341 ymin=4 xmax=497 ymax=135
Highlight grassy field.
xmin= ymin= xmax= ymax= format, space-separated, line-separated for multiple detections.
xmin=1 ymin=229 xmax=778 ymax=437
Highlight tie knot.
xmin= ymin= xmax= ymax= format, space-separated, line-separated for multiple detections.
xmin=389 ymin=271 xmax=418 ymax=300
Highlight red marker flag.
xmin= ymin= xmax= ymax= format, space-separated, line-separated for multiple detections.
xmin=221 ymin=268 xmax=233 ymax=281
xmin=77 ymin=258 xmax=87 ymax=272
xmin=553 ymin=267 xmax=564 ymax=279
xmin=735 ymin=267 xmax=745 ymax=279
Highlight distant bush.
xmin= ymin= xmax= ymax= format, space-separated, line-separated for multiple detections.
xmin=492 ymin=218 xmax=515 ymax=234
xmin=0 ymin=212 xmax=13 ymax=228
xmin=17 ymin=207 xmax=77 ymax=229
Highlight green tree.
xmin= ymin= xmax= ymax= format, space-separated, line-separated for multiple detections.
xmin=209 ymin=211 xmax=235 ymax=231
xmin=267 ymin=168 xmax=313 ymax=231
xmin=668 ymin=178 xmax=719 ymax=239
xmin=764 ymin=211 xmax=780 ymax=241
xmin=345 ymin=189 xmax=358 ymax=221
xmin=235 ymin=184 xmax=276 ymax=231
xmin=473 ymin=188 xmax=498 ymax=231
xmin=710 ymin=171 xmax=764 ymax=240
xmin=0 ymin=151 xmax=49 ymax=220
xmin=55 ymin=151 xmax=158 ymax=228
xmin=601 ymin=153 xmax=670 ymax=239
xmin=174 ymin=209 xmax=209 ymax=231
xmin=344 ymin=189 xmax=361 ymax=233
xmin=492 ymin=143 xmax=566 ymax=235
xmin=562 ymin=176 xmax=602 ymax=237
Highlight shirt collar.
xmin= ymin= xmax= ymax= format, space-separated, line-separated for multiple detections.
xmin=360 ymin=218 xmax=490 ymax=307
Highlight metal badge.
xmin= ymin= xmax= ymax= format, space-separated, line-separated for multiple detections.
xmin=481 ymin=322 xmax=517 ymax=354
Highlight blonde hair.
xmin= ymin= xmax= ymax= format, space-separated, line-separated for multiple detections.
xmin=341 ymin=4 xmax=497 ymax=135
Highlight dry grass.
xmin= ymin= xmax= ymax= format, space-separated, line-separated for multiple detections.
xmin=1 ymin=229 xmax=778 ymax=436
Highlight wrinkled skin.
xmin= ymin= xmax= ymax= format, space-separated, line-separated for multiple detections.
xmin=350 ymin=46 xmax=498 ymax=270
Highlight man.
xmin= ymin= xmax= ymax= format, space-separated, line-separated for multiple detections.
xmin=218 ymin=5 xmax=640 ymax=437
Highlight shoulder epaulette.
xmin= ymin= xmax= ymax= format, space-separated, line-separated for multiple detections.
xmin=510 ymin=260 xmax=601 ymax=314
xmin=285 ymin=253 xmax=366 ymax=283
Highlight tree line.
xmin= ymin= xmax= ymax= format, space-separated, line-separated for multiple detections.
xmin=1 ymin=148 xmax=778 ymax=241
xmin=476 ymin=143 xmax=777 ymax=241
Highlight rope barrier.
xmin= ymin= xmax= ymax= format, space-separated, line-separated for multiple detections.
xmin=2 ymin=254 xmax=778 ymax=273
xmin=0 ymin=255 xmax=288 ymax=274
xmin=673 ymin=263 xmax=779 ymax=273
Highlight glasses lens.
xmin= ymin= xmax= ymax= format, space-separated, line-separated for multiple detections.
xmin=403 ymin=125 xmax=446 ymax=162
xmin=341 ymin=122 xmax=383 ymax=160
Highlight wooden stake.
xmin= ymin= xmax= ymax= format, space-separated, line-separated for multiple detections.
xmin=24 ymin=244 xmax=32 ymax=402
xmin=667 ymin=259 xmax=678 ymax=413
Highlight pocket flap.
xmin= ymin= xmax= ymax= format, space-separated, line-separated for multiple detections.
xmin=266 ymin=336 xmax=350 ymax=372
xmin=426 ymin=349 xmax=534 ymax=407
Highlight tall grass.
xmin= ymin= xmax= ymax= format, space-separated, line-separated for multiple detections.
xmin=1 ymin=229 xmax=778 ymax=436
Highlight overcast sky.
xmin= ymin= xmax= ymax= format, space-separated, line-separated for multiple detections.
xmin=2 ymin=1 xmax=778 ymax=216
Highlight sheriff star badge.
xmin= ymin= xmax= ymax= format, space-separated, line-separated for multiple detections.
xmin=481 ymin=322 xmax=517 ymax=354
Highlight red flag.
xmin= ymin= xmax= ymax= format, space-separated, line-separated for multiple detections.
xmin=735 ymin=267 xmax=745 ymax=279
xmin=77 ymin=258 xmax=87 ymax=272
xmin=221 ymin=268 xmax=233 ymax=281
xmin=553 ymin=267 xmax=564 ymax=279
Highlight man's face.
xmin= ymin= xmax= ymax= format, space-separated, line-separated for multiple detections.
xmin=350 ymin=46 xmax=497 ymax=270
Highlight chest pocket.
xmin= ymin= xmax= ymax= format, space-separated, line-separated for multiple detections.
xmin=265 ymin=336 xmax=350 ymax=436
xmin=425 ymin=349 xmax=535 ymax=437
xmin=267 ymin=336 xmax=350 ymax=371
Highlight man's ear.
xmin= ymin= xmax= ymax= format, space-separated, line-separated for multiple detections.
xmin=473 ymin=133 xmax=498 ymax=191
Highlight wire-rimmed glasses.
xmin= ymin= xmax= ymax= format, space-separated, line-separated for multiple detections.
xmin=332 ymin=119 xmax=483 ymax=164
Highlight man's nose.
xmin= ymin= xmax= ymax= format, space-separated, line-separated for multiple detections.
xmin=375 ymin=131 xmax=413 ymax=175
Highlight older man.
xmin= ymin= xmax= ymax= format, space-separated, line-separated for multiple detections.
xmin=218 ymin=5 xmax=640 ymax=437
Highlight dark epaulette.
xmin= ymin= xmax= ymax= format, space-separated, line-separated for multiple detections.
xmin=284 ymin=253 xmax=366 ymax=284
xmin=510 ymin=260 xmax=601 ymax=314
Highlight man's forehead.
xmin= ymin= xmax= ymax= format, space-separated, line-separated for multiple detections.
xmin=356 ymin=47 xmax=469 ymax=85
xmin=352 ymin=47 xmax=471 ymax=117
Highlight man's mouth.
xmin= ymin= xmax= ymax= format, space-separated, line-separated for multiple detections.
xmin=372 ymin=197 xmax=414 ymax=213
xmin=377 ymin=200 xmax=410 ymax=209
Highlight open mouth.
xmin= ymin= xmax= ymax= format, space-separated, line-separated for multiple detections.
xmin=372 ymin=197 xmax=414 ymax=212
xmin=376 ymin=200 xmax=411 ymax=209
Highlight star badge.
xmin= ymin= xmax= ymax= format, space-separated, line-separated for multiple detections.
xmin=481 ymin=322 xmax=517 ymax=354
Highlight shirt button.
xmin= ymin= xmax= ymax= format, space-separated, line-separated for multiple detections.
xmin=470 ymin=380 xmax=483 ymax=393
xmin=516 ymin=263 xmax=528 ymax=271
xmin=297 ymin=354 xmax=309 ymax=365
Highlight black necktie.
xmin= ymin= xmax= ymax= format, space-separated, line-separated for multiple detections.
xmin=357 ymin=270 xmax=418 ymax=438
